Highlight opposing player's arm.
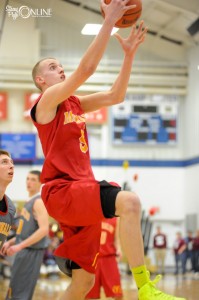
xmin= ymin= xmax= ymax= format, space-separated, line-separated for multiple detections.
xmin=19 ymin=198 xmax=49 ymax=249
xmin=7 ymin=199 xmax=49 ymax=256
xmin=79 ymin=21 xmax=147 ymax=113
xmin=33 ymin=198 xmax=49 ymax=237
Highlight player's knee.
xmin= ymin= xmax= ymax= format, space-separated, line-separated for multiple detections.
xmin=126 ymin=193 xmax=141 ymax=214
xmin=118 ymin=192 xmax=141 ymax=216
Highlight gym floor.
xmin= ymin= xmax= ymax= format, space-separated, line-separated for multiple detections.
xmin=0 ymin=271 xmax=198 ymax=299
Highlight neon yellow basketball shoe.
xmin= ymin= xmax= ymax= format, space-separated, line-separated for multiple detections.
xmin=138 ymin=274 xmax=186 ymax=300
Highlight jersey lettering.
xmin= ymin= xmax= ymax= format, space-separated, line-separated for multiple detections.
xmin=64 ymin=111 xmax=85 ymax=125
xmin=64 ymin=111 xmax=88 ymax=153
xmin=0 ymin=222 xmax=11 ymax=236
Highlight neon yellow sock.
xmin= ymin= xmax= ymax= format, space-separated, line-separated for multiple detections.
xmin=131 ymin=265 xmax=149 ymax=289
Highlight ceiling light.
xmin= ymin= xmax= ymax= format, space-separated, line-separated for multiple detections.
xmin=81 ymin=24 xmax=119 ymax=36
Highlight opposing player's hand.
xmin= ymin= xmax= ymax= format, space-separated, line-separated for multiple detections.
xmin=114 ymin=21 xmax=147 ymax=56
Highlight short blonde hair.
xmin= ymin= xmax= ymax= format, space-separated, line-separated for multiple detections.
xmin=32 ymin=57 xmax=55 ymax=90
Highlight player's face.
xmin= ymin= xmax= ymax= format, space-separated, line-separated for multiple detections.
xmin=0 ymin=154 xmax=14 ymax=184
xmin=26 ymin=173 xmax=41 ymax=196
xmin=38 ymin=59 xmax=65 ymax=88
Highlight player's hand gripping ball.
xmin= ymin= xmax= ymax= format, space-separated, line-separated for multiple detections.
xmin=101 ymin=0 xmax=142 ymax=28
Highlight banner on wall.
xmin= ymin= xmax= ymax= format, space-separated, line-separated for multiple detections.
xmin=24 ymin=93 xmax=40 ymax=119
xmin=0 ymin=92 xmax=7 ymax=120
xmin=85 ymin=107 xmax=107 ymax=124
xmin=112 ymin=94 xmax=178 ymax=145
xmin=0 ymin=133 xmax=36 ymax=160
xmin=24 ymin=93 xmax=107 ymax=124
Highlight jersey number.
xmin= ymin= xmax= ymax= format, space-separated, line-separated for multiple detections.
xmin=100 ymin=231 xmax=107 ymax=245
xmin=79 ymin=129 xmax=88 ymax=153
xmin=16 ymin=219 xmax=24 ymax=235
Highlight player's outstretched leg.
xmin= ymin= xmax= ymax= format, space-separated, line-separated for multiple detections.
xmin=115 ymin=191 xmax=186 ymax=300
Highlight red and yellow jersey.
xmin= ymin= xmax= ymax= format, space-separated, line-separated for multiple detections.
xmin=31 ymin=95 xmax=95 ymax=183
xmin=86 ymin=217 xmax=123 ymax=298
xmin=31 ymin=95 xmax=103 ymax=274
xmin=100 ymin=218 xmax=117 ymax=257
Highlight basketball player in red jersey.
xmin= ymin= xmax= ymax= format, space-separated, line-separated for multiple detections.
xmin=86 ymin=217 xmax=123 ymax=299
xmin=31 ymin=0 xmax=186 ymax=299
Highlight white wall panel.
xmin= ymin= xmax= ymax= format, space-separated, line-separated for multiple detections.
xmin=0 ymin=0 xmax=40 ymax=64
xmin=184 ymin=46 xmax=199 ymax=158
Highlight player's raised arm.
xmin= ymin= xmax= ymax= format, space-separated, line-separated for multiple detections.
xmin=79 ymin=21 xmax=147 ymax=113
xmin=33 ymin=0 xmax=137 ymax=125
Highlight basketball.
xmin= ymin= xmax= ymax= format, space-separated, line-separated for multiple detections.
xmin=101 ymin=0 xmax=142 ymax=28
